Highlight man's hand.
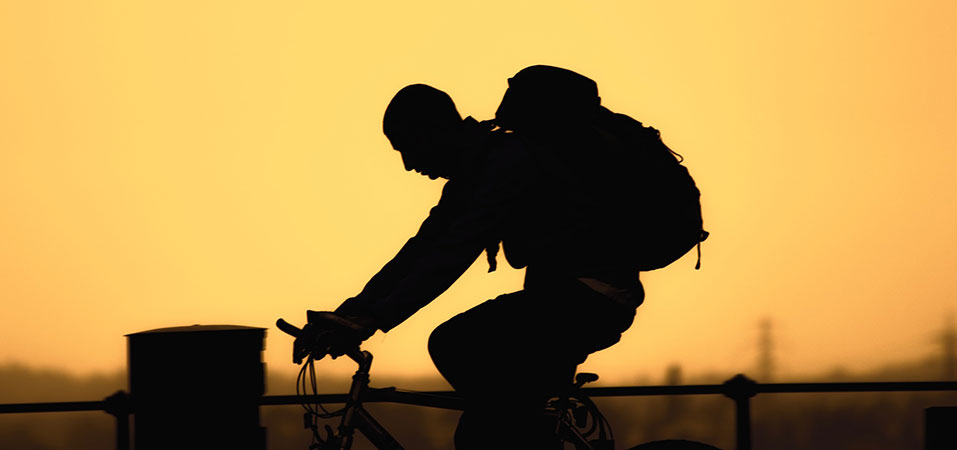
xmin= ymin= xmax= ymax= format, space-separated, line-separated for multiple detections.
xmin=298 ymin=310 xmax=377 ymax=360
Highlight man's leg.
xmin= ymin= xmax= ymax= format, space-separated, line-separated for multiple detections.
xmin=428 ymin=281 xmax=635 ymax=449
xmin=429 ymin=291 xmax=572 ymax=449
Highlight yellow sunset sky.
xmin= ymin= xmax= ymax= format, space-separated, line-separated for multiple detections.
xmin=1 ymin=1 xmax=956 ymax=384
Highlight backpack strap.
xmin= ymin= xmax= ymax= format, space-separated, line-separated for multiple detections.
xmin=694 ymin=231 xmax=710 ymax=270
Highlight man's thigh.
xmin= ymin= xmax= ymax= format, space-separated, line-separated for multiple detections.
xmin=428 ymin=282 xmax=633 ymax=393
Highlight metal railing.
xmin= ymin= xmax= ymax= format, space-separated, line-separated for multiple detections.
xmin=2 ymin=375 xmax=956 ymax=450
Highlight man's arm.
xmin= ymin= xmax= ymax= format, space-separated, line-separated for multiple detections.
xmin=358 ymin=138 xmax=533 ymax=331
xmin=335 ymin=180 xmax=465 ymax=317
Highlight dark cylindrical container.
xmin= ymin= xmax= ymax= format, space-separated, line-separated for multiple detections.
xmin=128 ymin=325 xmax=266 ymax=450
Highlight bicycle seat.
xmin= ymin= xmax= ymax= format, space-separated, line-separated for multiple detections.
xmin=548 ymin=373 xmax=600 ymax=401
xmin=575 ymin=373 xmax=599 ymax=386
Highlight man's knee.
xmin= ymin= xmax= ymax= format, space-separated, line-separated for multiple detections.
xmin=429 ymin=318 xmax=483 ymax=392
xmin=428 ymin=319 xmax=465 ymax=370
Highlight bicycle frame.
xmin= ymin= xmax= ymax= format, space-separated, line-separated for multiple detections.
xmin=300 ymin=348 xmax=609 ymax=450
xmin=281 ymin=317 xmax=606 ymax=449
xmin=279 ymin=317 xmax=719 ymax=450
xmin=313 ymin=350 xmax=404 ymax=450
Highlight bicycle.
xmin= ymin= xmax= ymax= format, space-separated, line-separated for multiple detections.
xmin=277 ymin=314 xmax=721 ymax=450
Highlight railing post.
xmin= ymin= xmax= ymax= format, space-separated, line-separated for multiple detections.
xmin=723 ymin=374 xmax=758 ymax=450
xmin=926 ymin=406 xmax=957 ymax=449
xmin=103 ymin=390 xmax=131 ymax=450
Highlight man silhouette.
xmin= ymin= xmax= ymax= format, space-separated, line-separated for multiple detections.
xmin=328 ymin=82 xmax=642 ymax=449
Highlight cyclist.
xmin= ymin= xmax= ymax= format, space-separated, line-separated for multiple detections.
xmin=319 ymin=82 xmax=642 ymax=449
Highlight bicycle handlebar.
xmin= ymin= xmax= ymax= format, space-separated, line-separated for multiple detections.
xmin=276 ymin=316 xmax=366 ymax=365
xmin=276 ymin=318 xmax=301 ymax=338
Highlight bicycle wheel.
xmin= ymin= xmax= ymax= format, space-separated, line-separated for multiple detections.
xmin=625 ymin=440 xmax=723 ymax=450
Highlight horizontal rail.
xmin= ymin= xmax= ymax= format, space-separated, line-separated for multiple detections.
xmin=259 ymin=380 xmax=957 ymax=407
xmin=755 ymin=381 xmax=957 ymax=394
xmin=579 ymin=384 xmax=728 ymax=397
xmin=2 ymin=379 xmax=956 ymax=450
xmin=4 ymin=380 xmax=956 ymax=413
xmin=0 ymin=400 xmax=107 ymax=414
xmin=0 ymin=391 xmax=131 ymax=450
xmin=254 ymin=378 xmax=957 ymax=450
xmin=576 ymin=381 xmax=957 ymax=399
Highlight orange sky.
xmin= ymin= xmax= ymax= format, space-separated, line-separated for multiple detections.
xmin=1 ymin=1 xmax=956 ymax=384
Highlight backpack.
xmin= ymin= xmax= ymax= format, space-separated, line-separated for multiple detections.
xmin=493 ymin=65 xmax=708 ymax=271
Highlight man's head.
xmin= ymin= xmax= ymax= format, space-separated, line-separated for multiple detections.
xmin=383 ymin=84 xmax=465 ymax=180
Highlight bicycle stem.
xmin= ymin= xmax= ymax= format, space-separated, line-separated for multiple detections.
xmin=346 ymin=349 xmax=372 ymax=372
xmin=335 ymin=350 xmax=373 ymax=449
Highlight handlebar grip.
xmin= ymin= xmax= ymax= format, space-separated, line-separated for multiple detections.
xmin=276 ymin=318 xmax=302 ymax=337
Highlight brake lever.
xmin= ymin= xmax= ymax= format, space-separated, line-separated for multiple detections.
xmin=277 ymin=318 xmax=325 ymax=365
xmin=277 ymin=314 xmax=367 ymax=365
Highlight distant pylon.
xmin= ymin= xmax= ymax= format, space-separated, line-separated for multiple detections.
xmin=942 ymin=312 xmax=956 ymax=381
xmin=757 ymin=318 xmax=775 ymax=382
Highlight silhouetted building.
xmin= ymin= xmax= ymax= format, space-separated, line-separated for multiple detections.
xmin=665 ymin=364 xmax=683 ymax=386
xmin=757 ymin=318 xmax=775 ymax=382
xmin=940 ymin=314 xmax=956 ymax=381
xmin=664 ymin=364 xmax=687 ymax=419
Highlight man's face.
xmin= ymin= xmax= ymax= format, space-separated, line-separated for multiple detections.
xmin=389 ymin=125 xmax=459 ymax=180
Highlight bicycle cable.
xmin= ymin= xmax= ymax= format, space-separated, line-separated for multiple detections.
xmin=564 ymin=394 xmax=614 ymax=444
xmin=297 ymin=358 xmax=346 ymax=418
xmin=297 ymin=357 xmax=348 ymax=449
xmin=582 ymin=395 xmax=614 ymax=444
